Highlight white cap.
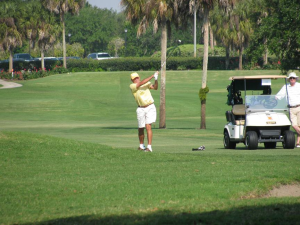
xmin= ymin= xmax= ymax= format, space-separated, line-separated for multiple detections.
xmin=287 ymin=72 xmax=299 ymax=80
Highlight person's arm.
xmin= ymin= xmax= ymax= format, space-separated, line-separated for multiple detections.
xmin=150 ymin=80 xmax=158 ymax=90
xmin=136 ymin=74 xmax=155 ymax=88
xmin=149 ymin=71 xmax=159 ymax=90
xmin=275 ymin=85 xmax=286 ymax=100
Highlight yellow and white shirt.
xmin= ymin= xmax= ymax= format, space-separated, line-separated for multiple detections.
xmin=130 ymin=82 xmax=154 ymax=107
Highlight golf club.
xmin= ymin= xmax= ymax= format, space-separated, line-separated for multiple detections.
xmin=158 ymin=40 xmax=181 ymax=70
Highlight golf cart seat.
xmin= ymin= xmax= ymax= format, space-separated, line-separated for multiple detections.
xmin=232 ymin=104 xmax=245 ymax=125
xmin=225 ymin=104 xmax=245 ymax=125
xmin=232 ymin=104 xmax=245 ymax=116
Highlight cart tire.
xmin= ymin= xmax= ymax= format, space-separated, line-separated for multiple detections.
xmin=264 ymin=142 xmax=277 ymax=149
xmin=282 ymin=130 xmax=295 ymax=149
xmin=245 ymin=131 xmax=258 ymax=150
xmin=224 ymin=130 xmax=236 ymax=149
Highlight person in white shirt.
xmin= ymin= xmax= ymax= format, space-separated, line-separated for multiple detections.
xmin=276 ymin=72 xmax=300 ymax=147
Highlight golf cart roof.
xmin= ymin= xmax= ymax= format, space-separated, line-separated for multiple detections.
xmin=229 ymin=75 xmax=286 ymax=80
xmin=228 ymin=75 xmax=287 ymax=91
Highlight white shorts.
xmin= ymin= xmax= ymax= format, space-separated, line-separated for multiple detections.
xmin=136 ymin=104 xmax=156 ymax=128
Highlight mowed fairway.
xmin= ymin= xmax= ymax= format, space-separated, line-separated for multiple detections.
xmin=1 ymin=70 xmax=300 ymax=224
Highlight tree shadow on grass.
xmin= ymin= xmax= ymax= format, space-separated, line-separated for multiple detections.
xmin=25 ymin=203 xmax=300 ymax=225
xmin=220 ymin=146 xmax=288 ymax=151
xmin=101 ymin=127 xmax=199 ymax=130
xmin=100 ymin=127 xmax=137 ymax=130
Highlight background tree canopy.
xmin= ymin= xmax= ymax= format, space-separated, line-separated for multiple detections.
xmin=260 ymin=0 xmax=300 ymax=73
xmin=0 ymin=0 xmax=299 ymax=73
xmin=65 ymin=5 xmax=120 ymax=56
xmin=64 ymin=3 xmax=202 ymax=57
xmin=246 ymin=0 xmax=300 ymax=73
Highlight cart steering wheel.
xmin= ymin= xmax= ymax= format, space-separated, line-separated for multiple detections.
xmin=263 ymin=98 xmax=278 ymax=109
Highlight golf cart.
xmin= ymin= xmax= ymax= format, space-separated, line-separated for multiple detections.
xmin=223 ymin=75 xmax=295 ymax=150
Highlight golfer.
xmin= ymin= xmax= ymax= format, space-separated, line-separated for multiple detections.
xmin=130 ymin=71 xmax=159 ymax=152
xmin=276 ymin=72 xmax=300 ymax=147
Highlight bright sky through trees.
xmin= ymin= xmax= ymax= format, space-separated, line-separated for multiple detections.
xmin=87 ymin=0 xmax=121 ymax=12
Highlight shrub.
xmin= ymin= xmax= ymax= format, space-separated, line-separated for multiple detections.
xmin=0 ymin=59 xmax=60 ymax=72
xmin=0 ymin=56 xmax=280 ymax=75
xmin=0 ymin=67 xmax=69 ymax=81
xmin=53 ymin=65 xmax=69 ymax=74
xmin=66 ymin=58 xmax=102 ymax=72
xmin=243 ymin=57 xmax=280 ymax=70
xmin=86 ymin=57 xmax=202 ymax=71
xmin=0 ymin=71 xmax=13 ymax=80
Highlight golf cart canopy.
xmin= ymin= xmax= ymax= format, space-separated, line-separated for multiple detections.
xmin=226 ymin=75 xmax=287 ymax=106
xmin=229 ymin=75 xmax=286 ymax=80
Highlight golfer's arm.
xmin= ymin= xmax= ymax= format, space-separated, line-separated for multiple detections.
xmin=152 ymin=80 xmax=158 ymax=90
xmin=136 ymin=75 xmax=154 ymax=88
xmin=275 ymin=86 xmax=286 ymax=100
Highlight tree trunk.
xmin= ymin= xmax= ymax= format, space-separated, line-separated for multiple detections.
xmin=62 ymin=14 xmax=67 ymax=69
xmin=201 ymin=6 xmax=209 ymax=130
xmin=225 ymin=46 xmax=230 ymax=70
xmin=209 ymin=23 xmax=214 ymax=50
xmin=159 ymin=18 xmax=167 ymax=129
xmin=194 ymin=7 xmax=197 ymax=58
xmin=41 ymin=49 xmax=45 ymax=70
xmin=201 ymin=99 xmax=206 ymax=129
xmin=263 ymin=38 xmax=268 ymax=65
xmin=263 ymin=50 xmax=268 ymax=65
xmin=239 ymin=46 xmax=243 ymax=70
xmin=29 ymin=39 xmax=31 ymax=55
xmin=9 ymin=50 xmax=13 ymax=73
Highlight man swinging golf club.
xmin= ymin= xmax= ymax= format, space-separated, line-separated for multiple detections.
xmin=130 ymin=71 xmax=159 ymax=152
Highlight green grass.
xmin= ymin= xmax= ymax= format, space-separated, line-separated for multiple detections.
xmin=1 ymin=71 xmax=300 ymax=224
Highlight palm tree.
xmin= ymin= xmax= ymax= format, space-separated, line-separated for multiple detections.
xmin=210 ymin=4 xmax=235 ymax=70
xmin=249 ymin=0 xmax=268 ymax=65
xmin=231 ymin=1 xmax=253 ymax=70
xmin=200 ymin=2 xmax=211 ymax=129
xmin=18 ymin=0 xmax=39 ymax=56
xmin=42 ymin=0 xmax=86 ymax=69
xmin=189 ymin=0 xmax=200 ymax=57
xmin=38 ymin=22 xmax=60 ymax=70
xmin=0 ymin=1 xmax=22 ymax=73
xmin=186 ymin=0 xmax=236 ymax=129
xmin=121 ymin=0 xmax=188 ymax=128
xmin=0 ymin=18 xmax=22 ymax=73
xmin=18 ymin=0 xmax=61 ymax=70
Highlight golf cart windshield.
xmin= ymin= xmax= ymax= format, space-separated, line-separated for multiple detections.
xmin=245 ymin=95 xmax=288 ymax=112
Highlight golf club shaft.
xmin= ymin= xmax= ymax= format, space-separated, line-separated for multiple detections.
xmin=160 ymin=61 xmax=166 ymax=70
xmin=158 ymin=40 xmax=181 ymax=70
xmin=159 ymin=55 xmax=172 ymax=70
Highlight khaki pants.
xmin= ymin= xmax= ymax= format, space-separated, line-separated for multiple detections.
xmin=290 ymin=106 xmax=300 ymax=126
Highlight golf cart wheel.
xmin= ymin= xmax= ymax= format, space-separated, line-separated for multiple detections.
xmin=264 ymin=142 xmax=277 ymax=149
xmin=245 ymin=131 xmax=258 ymax=150
xmin=224 ymin=130 xmax=236 ymax=149
xmin=282 ymin=130 xmax=295 ymax=149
